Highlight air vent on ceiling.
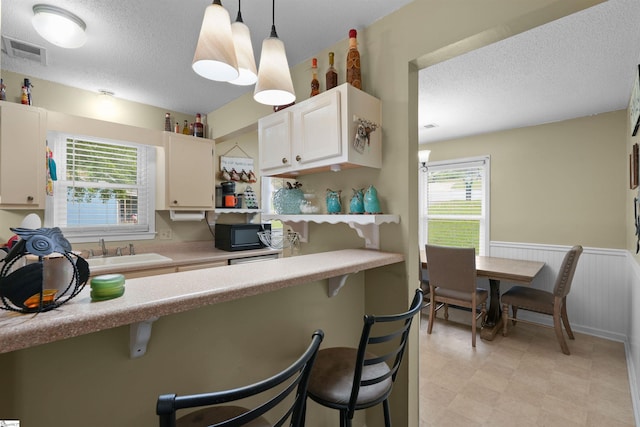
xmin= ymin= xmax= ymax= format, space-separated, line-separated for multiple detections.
xmin=1 ymin=36 xmax=47 ymax=65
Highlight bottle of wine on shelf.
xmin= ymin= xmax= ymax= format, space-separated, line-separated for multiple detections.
xmin=194 ymin=113 xmax=204 ymax=138
xmin=326 ymin=52 xmax=338 ymax=90
xmin=164 ymin=113 xmax=172 ymax=131
xmin=182 ymin=120 xmax=190 ymax=135
xmin=346 ymin=29 xmax=361 ymax=90
xmin=310 ymin=58 xmax=320 ymax=97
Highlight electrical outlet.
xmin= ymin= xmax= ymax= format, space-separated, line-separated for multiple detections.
xmin=158 ymin=229 xmax=172 ymax=240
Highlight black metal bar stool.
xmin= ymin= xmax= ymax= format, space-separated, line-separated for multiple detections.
xmin=306 ymin=289 xmax=423 ymax=427
xmin=157 ymin=330 xmax=324 ymax=427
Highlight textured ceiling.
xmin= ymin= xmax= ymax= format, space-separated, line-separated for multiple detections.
xmin=2 ymin=1 xmax=640 ymax=145
xmin=419 ymin=0 xmax=640 ymax=143
xmin=1 ymin=0 xmax=412 ymax=115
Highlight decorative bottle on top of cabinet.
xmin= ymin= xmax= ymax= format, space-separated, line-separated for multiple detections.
xmin=310 ymin=58 xmax=320 ymax=97
xmin=346 ymin=29 xmax=361 ymax=89
xmin=325 ymin=52 xmax=338 ymax=90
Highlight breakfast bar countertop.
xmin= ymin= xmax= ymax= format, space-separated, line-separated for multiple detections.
xmin=0 ymin=248 xmax=404 ymax=354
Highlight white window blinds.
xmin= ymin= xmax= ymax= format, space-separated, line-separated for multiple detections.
xmin=419 ymin=156 xmax=490 ymax=255
xmin=47 ymin=134 xmax=155 ymax=241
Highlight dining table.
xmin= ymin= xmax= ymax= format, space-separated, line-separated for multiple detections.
xmin=420 ymin=250 xmax=545 ymax=340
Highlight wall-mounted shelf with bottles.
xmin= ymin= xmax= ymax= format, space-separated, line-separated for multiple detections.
xmin=261 ymin=214 xmax=399 ymax=250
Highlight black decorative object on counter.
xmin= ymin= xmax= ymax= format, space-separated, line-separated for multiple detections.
xmin=0 ymin=227 xmax=89 ymax=313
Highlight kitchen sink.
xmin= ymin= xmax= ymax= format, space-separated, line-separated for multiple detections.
xmin=86 ymin=253 xmax=172 ymax=268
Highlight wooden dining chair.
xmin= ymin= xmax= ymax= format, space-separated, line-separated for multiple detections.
xmin=305 ymin=289 xmax=423 ymax=427
xmin=156 ymin=330 xmax=324 ymax=427
xmin=501 ymin=245 xmax=583 ymax=355
xmin=424 ymin=244 xmax=488 ymax=347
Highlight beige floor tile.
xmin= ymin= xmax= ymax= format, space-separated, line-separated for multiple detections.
xmin=419 ymin=309 xmax=636 ymax=427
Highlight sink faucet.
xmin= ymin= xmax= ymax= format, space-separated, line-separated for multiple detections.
xmin=100 ymin=238 xmax=107 ymax=256
xmin=129 ymin=243 xmax=135 ymax=255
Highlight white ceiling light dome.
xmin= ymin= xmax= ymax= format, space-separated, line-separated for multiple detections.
xmin=32 ymin=4 xmax=87 ymax=49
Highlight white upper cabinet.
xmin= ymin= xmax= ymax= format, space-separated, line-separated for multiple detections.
xmin=258 ymin=111 xmax=293 ymax=173
xmin=259 ymin=83 xmax=381 ymax=177
xmin=156 ymin=132 xmax=215 ymax=210
xmin=0 ymin=101 xmax=46 ymax=208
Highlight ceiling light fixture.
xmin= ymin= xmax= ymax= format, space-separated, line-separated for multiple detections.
xmin=253 ymin=0 xmax=295 ymax=106
xmin=192 ymin=0 xmax=239 ymax=82
xmin=229 ymin=0 xmax=257 ymax=86
xmin=32 ymin=4 xmax=86 ymax=49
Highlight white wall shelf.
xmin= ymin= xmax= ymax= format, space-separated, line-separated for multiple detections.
xmin=261 ymin=214 xmax=400 ymax=249
xmin=213 ymin=209 xmax=262 ymax=223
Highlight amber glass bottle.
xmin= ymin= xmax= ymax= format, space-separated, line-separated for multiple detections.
xmin=326 ymin=52 xmax=338 ymax=90
xmin=346 ymin=29 xmax=361 ymax=89
xmin=182 ymin=120 xmax=190 ymax=135
xmin=310 ymin=58 xmax=320 ymax=97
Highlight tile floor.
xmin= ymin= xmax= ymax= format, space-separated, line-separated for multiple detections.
xmin=418 ymin=308 xmax=636 ymax=426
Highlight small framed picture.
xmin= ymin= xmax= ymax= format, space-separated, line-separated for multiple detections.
xmin=629 ymin=65 xmax=640 ymax=136
xmin=631 ymin=143 xmax=638 ymax=189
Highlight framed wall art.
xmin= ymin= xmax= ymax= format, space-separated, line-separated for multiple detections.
xmin=629 ymin=65 xmax=640 ymax=136
xmin=631 ymin=143 xmax=639 ymax=189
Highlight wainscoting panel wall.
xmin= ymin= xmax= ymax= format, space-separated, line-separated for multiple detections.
xmin=490 ymin=241 xmax=630 ymax=341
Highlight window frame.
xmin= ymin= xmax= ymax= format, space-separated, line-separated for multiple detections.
xmin=419 ymin=155 xmax=490 ymax=255
xmin=44 ymin=131 xmax=157 ymax=243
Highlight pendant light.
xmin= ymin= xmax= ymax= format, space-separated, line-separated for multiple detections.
xmin=229 ymin=0 xmax=258 ymax=86
xmin=192 ymin=0 xmax=239 ymax=82
xmin=253 ymin=0 xmax=296 ymax=106
xmin=32 ymin=4 xmax=86 ymax=49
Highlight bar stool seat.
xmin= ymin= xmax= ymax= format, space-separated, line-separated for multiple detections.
xmin=308 ymin=347 xmax=392 ymax=407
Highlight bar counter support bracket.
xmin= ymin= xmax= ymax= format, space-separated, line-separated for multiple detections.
xmin=130 ymin=316 xmax=159 ymax=358
xmin=328 ymin=273 xmax=357 ymax=297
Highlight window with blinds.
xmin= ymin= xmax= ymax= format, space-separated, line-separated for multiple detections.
xmin=419 ymin=156 xmax=490 ymax=255
xmin=46 ymin=134 xmax=156 ymax=242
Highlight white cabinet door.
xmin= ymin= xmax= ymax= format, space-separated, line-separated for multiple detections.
xmin=293 ymin=91 xmax=341 ymax=167
xmin=258 ymin=111 xmax=293 ymax=174
xmin=258 ymin=83 xmax=381 ymax=177
xmin=0 ymin=102 xmax=45 ymax=208
xmin=164 ymin=133 xmax=214 ymax=209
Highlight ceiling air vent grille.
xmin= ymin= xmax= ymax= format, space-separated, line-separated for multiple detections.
xmin=1 ymin=36 xmax=47 ymax=65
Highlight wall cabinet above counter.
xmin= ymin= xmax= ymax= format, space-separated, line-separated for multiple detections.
xmin=0 ymin=102 xmax=46 ymax=209
xmin=156 ymin=132 xmax=215 ymax=210
xmin=258 ymin=84 xmax=382 ymax=178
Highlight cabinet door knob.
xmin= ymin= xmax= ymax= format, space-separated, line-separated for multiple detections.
xmin=281 ymin=158 xmax=288 ymax=164
xmin=27 ymin=196 xmax=34 ymax=201
xmin=295 ymin=155 xmax=302 ymax=162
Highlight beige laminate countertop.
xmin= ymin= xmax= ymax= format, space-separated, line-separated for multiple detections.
xmin=0 ymin=248 xmax=404 ymax=354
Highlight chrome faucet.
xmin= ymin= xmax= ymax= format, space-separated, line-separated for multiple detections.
xmin=100 ymin=238 xmax=107 ymax=256
xmin=129 ymin=243 xmax=135 ymax=255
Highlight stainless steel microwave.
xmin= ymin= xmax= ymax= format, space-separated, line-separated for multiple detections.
xmin=214 ymin=223 xmax=270 ymax=251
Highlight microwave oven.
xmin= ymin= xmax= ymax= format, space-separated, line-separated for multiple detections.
xmin=214 ymin=223 xmax=271 ymax=251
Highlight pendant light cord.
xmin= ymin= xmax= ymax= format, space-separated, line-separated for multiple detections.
xmin=270 ymin=0 xmax=278 ymax=38
xmin=236 ymin=0 xmax=243 ymax=23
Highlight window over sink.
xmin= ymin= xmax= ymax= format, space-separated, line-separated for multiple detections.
xmin=45 ymin=132 xmax=156 ymax=243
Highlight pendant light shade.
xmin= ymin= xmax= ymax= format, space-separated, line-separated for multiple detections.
xmin=253 ymin=0 xmax=295 ymax=106
xmin=229 ymin=1 xmax=257 ymax=86
xmin=192 ymin=0 xmax=239 ymax=82
xmin=32 ymin=4 xmax=86 ymax=49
